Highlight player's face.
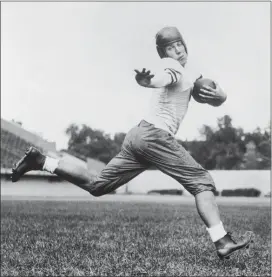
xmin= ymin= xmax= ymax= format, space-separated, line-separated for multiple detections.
xmin=165 ymin=41 xmax=187 ymax=66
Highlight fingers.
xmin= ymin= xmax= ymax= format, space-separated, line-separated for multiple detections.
xmin=198 ymin=94 xmax=215 ymax=100
xmin=200 ymin=88 xmax=216 ymax=96
xmin=198 ymin=88 xmax=217 ymax=100
xmin=135 ymin=69 xmax=144 ymax=75
xmin=202 ymin=81 xmax=220 ymax=92
xmin=134 ymin=68 xmax=153 ymax=77
xmin=202 ymin=85 xmax=216 ymax=92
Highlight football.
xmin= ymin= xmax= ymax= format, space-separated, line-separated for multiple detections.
xmin=191 ymin=78 xmax=216 ymax=103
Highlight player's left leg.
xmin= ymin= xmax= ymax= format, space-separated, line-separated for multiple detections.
xmin=11 ymin=124 xmax=150 ymax=196
xmin=11 ymin=146 xmax=148 ymax=196
xmin=134 ymin=120 xmax=254 ymax=259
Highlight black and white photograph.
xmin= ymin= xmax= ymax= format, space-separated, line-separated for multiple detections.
xmin=1 ymin=1 xmax=271 ymax=276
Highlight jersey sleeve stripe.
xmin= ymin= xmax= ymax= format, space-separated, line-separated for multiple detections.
xmin=169 ymin=68 xmax=181 ymax=83
xmin=165 ymin=68 xmax=178 ymax=83
xmin=166 ymin=72 xmax=174 ymax=85
xmin=169 ymin=68 xmax=181 ymax=77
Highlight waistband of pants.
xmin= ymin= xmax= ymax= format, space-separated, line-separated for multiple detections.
xmin=137 ymin=120 xmax=174 ymax=137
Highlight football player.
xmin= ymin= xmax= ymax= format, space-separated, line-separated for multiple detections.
xmin=12 ymin=26 xmax=253 ymax=260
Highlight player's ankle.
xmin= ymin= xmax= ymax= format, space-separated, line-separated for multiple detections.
xmin=206 ymin=221 xmax=227 ymax=242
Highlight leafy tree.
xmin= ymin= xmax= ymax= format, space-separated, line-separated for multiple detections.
xmin=190 ymin=115 xmax=246 ymax=169
xmin=181 ymin=115 xmax=264 ymax=170
xmin=65 ymin=124 xmax=126 ymax=164
xmin=242 ymin=123 xmax=271 ymax=169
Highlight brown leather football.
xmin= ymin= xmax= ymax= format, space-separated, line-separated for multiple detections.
xmin=192 ymin=78 xmax=216 ymax=103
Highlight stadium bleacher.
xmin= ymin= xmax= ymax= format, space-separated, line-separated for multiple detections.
xmin=1 ymin=118 xmax=90 ymax=175
xmin=1 ymin=118 xmax=56 ymax=169
xmin=1 ymin=129 xmax=43 ymax=168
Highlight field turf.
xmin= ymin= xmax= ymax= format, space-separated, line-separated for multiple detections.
xmin=1 ymin=197 xmax=271 ymax=276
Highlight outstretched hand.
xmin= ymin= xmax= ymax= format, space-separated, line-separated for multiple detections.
xmin=134 ymin=68 xmax=155 ymax=87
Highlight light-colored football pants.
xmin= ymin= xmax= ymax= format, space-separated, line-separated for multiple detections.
xmin=87 ymin=120 xmax=216 ymax=196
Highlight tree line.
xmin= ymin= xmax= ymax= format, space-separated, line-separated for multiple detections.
xmin=63 ymin=115 xmax=271 ymax=170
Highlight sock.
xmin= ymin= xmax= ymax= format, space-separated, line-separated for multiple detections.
xmin=42 ymin=156 xmax=60 ymax=174
xmin=206 ymin=221 xmax=227 ymax=242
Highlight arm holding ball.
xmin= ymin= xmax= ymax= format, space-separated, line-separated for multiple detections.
xmin=199 ymin=81 xmax=227 ymax=107
xmin=192 ymin=78 xmax=227 ymax=107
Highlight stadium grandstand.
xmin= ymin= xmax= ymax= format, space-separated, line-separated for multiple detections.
xmin=1 ymin=118 xmax=105 ymax=177
xmin=1 ymin=118 xmax=57 ymax=171
xmin=1 ymin=118 xmax=92 ymax=174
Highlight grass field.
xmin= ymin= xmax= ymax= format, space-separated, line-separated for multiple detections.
xmin=1 ymin=197 xmax=271 ymax=276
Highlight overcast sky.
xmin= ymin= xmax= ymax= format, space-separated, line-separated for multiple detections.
xmin=1 ymin=2 xmax=270 ymax=150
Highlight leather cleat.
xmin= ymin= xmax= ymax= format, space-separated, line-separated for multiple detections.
xmin=11 ymin=147 xmax=46 ymax=182
xmin=215 ymin=231 xmax=254 ymax=260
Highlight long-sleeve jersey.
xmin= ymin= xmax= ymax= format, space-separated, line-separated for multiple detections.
xmin=143 ymin=58 xmax=202 ymax=136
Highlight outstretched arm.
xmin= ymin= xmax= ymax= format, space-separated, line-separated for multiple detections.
xmin=134 ymin=67 xmax=181 ymax=88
